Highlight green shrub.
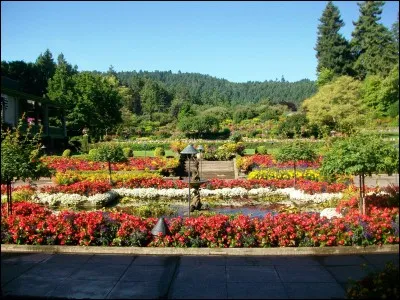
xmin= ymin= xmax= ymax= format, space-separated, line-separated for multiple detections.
xmin=154 ymin=147 xmax=165 ymax=157
xmin=123 ymin=147 xmax=133 ymax=158
xmin=346 ymin=262 xmax=399 ymax=299
xmin=256 ymin=146 xmax=268 ymax=154
xmin=215 ymin=142 xmax=245 ymax=160
xmin=62 ymin=149 xmax=71 ymax=157
xmin=230 ymin=132 xmax=243 ymax=143
xmin=88 ymin=149 xmax=98 ymax=159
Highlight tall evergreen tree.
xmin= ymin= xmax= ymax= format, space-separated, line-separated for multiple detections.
xmin=351 ymin=1 xmax=398 ymax=79
xmin=391 ymin=12 xmax=399 ymax=56
xmin=35 ymin=49 xmax=56 ymax=96
xmin=315 ymin=1 xmax=353 ymax=76
xmin=57 ymin=53 xmax=78 ymax=76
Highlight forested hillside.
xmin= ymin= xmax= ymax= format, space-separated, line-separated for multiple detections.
xmin=114 ymin=71 xmax=317 ymax=107
xmin=1 ymin=1 xmax=398 ymax=143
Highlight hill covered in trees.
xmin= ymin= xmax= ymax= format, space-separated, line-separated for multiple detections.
xmin=113 ymin=70 xmax=317 ymax=107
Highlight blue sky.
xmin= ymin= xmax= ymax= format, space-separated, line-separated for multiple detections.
xmin=1 ymin=1 xmax=399 ymax=83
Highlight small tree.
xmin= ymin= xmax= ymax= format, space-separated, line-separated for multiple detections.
xmin=274 ymin=141 xmax=318 ymax=189
xmin=90 ymin=143 xmax=127 ymax=184
xmin=1 ymin=116 xmax=50 ymax=215
xmin=320 ymin=134 xmax=398 ymax=215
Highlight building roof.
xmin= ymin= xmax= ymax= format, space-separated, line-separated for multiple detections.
xmin=1 ymin=76 xmax=65 ymax=107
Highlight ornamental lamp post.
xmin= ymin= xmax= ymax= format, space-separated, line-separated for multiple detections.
xmin=197 ymin=145 xmax=204 ymax=178
xmin=180 ymin=144 xmax=198 ymax=216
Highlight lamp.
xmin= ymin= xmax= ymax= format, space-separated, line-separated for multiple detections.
xmin=180 ymin=144 xmax=198 ymax=216
xmin=40 ymin=145 xmax=47 ymax=155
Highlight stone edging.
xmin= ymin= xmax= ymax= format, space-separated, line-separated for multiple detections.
xmin=1 ymin=244 xmax=398 ymax=256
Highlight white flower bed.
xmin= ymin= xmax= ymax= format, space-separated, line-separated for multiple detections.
xmin=277 ymin=188 xmax=342 ymax=203
xmin=32 ymin=191 xmax=118 ymax=207
xmin=31 ymin=187 xmax=342 ymax=208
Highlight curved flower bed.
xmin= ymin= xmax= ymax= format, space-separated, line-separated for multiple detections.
xmin=1 ymin=201 xmax=398 ymax=247
xmin=28 ymin=187 xmax=342 ymax=208
xmin=41 ymin=156 xmax=179 ymax=172
xmin=36 ymin=178 xmax=349 ymax=195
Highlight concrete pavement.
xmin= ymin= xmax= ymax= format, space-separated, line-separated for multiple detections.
xmin=2 ymin=251 xmax=399 ymax=299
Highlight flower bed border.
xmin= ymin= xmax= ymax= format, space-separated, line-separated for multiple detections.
xmin=1 ymin=244 xmax=398 ymax=256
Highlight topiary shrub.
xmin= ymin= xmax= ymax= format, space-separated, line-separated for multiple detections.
xmin=154 ymin=147 xmax=165 ymax=157
xmin=88 ymin=149 xmax=98 ymax=159
xmin=81 ymin=134 xmax=89 ymax=154
xmin=62 ymin=149 xmax=71 ymax=157
xmin=90 ymin=143 xmax=127 ymax=184
xmin=123 ymin=147 xmax=133 ymax=158
xmin=256 ymin=146 xmax=268 ymax=155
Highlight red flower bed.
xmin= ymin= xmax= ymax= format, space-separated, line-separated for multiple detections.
xmin=1 ymin=185 xmax=36 ymax=195
xmin=39 ymin=180 xmax=112 ymax=196
xmin=204 ymin=178 xmax=348 ymax=194
xmin=2 ymin=201 xmax=398 ymax=247
xmin=34 ymin=178 xmax=349 ymax=196
xmin=248 ymin=154 xmax=322 ymax=169
xmin=41 ymin=156 xmax=175 ymax=172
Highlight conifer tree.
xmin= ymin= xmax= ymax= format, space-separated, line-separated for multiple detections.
xmin=351 ymin=1 xmax=398 ymax=79
xmin=315 ymin=1 xmax=353 ymax=76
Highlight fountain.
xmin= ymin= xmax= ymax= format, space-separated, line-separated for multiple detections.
xmin=180 ymin=144 xmax=208 ymax=214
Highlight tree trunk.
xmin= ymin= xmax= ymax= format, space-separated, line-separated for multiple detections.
xmin=358 ymin=174 xmax=367 ymax=215
xmin=362 ymin=174 xmax=366 ymax=215
xmin=7 ymin=181 xmax=12 ymax=215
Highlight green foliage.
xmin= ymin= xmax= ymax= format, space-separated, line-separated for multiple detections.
xmin=351 ymin=1 xmax=398 ymax=79
xmin=178 ymin=114 xmax=220 ymax=138
xmin=275 ymin=140 xmax=317 ymax=188
xmin=90 ymin=143 xmax=127 ymax=184
xmin=316 ymin=68 xmax=337 ymax=87
xmin=90 ymin=143 xmax=127 ymax=163
xmin=315 ymin=2 xmax=353 ymax=76
xmin=214 ymin=142 xmax=245 ymax=160
xmin=1 ymin=117 xmax=50 ymax=184
xmin=277 ymin=113 xmax=310 ymax=138
xmin=154 ymin=147 xmax=165 ymax=157
xmin=233 ymin=106 xmax=257 ymax=124
xmin=62 ymin=149 xmax=71 ymax=157
xmin=117 ymin=202 xmax=177 ymax=218
xmin=360 ymin=65 xmax=399 ymax=117
xmin=88 ymin=149 xmax=98 ymax=159
xmin=320 ymin=134 xmax=399 ymax=177
xmin=117 ymin=70 xmax=317 ymax=107
xmin=255 ymin=146 xmax=268 ymax=155
xmin=140 ymin=79 xmax=171 ymax=120
xmin=230 ymin=132 xmax=243 ymax=143
xmin=48 ymin=71 xmax=123 ymax=140
xmin=346 ymin=262 xmax=399 ymax=299
xmin=275 ymin=141 xmax=318 ymax=164
xmin=122 ymin=147 xmax=133 ymax=158
xmin=302 ymin=76 xmax=365 ymax=136
xmin=81 ymin=134 xmax=89 ymax=154
xmin=1 ymin=116 xmax=50 ymax=213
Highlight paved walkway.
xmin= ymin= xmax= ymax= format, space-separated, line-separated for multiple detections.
xmin=1 ymin=252 xmax=399 ymax=299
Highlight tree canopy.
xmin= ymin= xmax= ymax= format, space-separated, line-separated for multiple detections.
xmin=315 ymin=1 xmax=353 ymax=76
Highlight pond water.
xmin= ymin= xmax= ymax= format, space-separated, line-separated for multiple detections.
xmin=170 ymin=204 xmax=277 ymax=218
xmin=49 ymin=201 xmax=283 ymax=218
